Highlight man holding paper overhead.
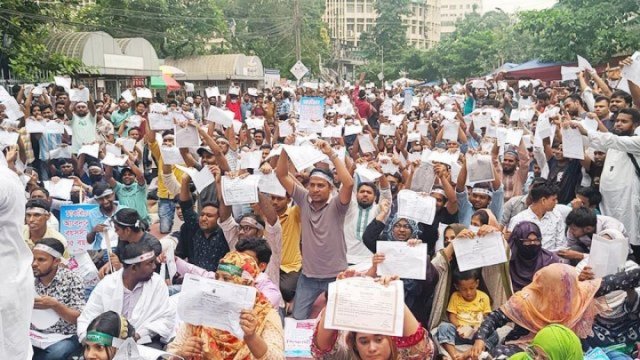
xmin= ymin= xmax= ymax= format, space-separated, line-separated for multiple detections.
xmin=276 ymin=139 xmax=354 ymax=320
xmin=64 ymin=85 xmax=97 ymax=154
xmin=569 ymin=108 xmax=640 ymax=262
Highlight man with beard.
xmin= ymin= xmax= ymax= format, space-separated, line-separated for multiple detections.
xmin=557 ymin=207 xmax=626 ymax=264
xmin=563 ymin=94 xmax=588 ymax=119
xmin=571 ymin=108 xmax=640 ymax=262
xmin=64 ymin=86 xmax=97 ymax=154
xmin=31 ymin=238 xmax=84 ymax=359
xmin=608 ymin=90 xmax=633 ymax=127
xmin=501 ymin=143 xmax=530 ymax=202
xmin=77 ymin=241 xmax=174 ymax=349
xmin=582 ymin=149 xmax=606 ymax=188
xmin=86 ymin=182 xmax=128 ymax=251
xmin=343 ymin=174 xmax=391 ymax=266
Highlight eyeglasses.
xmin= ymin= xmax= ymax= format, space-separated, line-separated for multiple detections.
xmin=393 ymin=223 xmax=412 ymax=230
xmin=239 ymin=225 xmax=257 ymax=233
xmin=521 ymin=237 xmax=541 ymax=246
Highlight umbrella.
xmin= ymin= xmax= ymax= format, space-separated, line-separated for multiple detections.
xmin=159 ymin=65 xmax=185 ymax=76
xmin=150 ymin=74 xmax=181 ymax=91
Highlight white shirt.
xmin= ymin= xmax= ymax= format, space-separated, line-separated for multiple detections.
xmin=508 ymin=206 xmax=566 ymax=251
xmin=0 ymin=167 xmax=34 ymax=359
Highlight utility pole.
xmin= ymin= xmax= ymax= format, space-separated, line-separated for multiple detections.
xmin=294 ymin=0 xmax=302 ymax=61
xmin=381 ymin=47 xmax=384 ymax=88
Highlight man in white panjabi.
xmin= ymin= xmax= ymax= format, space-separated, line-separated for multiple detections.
xmin=0 ymin=165 xmax=35 ymax=359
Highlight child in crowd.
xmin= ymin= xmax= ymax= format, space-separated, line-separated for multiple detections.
xmin=436 ymin=268 xmax=498 ymax=359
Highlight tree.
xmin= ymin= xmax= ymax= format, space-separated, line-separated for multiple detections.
xmin=358 ymin=0 xmax=412 ymax=59
xmin=0 ymin=1 xmax=90 ymax=81
xmin=516 ymin=0 xmax=640 ymax=63
xmin=77 ymin=0 xmax=228 ymax=58
xmin=222 ymin=0 xmax=330 ymax=76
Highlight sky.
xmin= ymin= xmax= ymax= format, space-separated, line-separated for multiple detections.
xmin=483 ymin=0 xmax=558 ymax=13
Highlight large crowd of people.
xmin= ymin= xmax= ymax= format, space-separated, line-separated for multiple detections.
xmin=1 ymin=59 xmax=640 ymax=360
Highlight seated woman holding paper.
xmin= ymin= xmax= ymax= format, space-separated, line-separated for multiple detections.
xmin=469 ymin=263 xmax=640 ymax=359
xmin=428 ymin=221 xmax=513 ymax=332
xmin=508 ymin=324 xmax=584 ymax=360
xmin=508 ymin=221 xmax=560 ymax=292
xmin=167 ymin=251 xmax=284 ymax=360
xmin=82 ymin=311 xmax=136 ymax=360
xmin=361 ymin=202 xmax=439 ymax=325
xmin=311 ymin=272 xmax=435 ymax=360
xmin=576 ymin=228 xmax=640 ymax=351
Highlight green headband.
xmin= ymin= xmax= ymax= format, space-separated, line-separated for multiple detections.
xmin=85 ymin=331 xmax=114 ymax=347
xmin=218 ymin=263 xmax=242 ymax=277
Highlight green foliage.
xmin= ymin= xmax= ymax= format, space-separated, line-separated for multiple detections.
xmin=358 ymin=0 xmax=412 ymax=59
xmin=516 ymin=0 xmax=640 ymax=63
xmin=0 ymin=0 xmax=89 ymax=80
xmin=222 ymin=0 xmax=330 ymax=75
xmin=76 ymin=0 xmax=228 ymax=58
xmin=358 ymin=0 xmax=640 ymax=82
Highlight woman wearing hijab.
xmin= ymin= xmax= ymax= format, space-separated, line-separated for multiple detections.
xmin=470 ymin=263 xmax=640 ymax=358
xmin=311 ymin=272 xmax=435 ymax=360
xmin=577 ymin=228 xmax=640 ymax=350
xmin=82 ymin=311 xmax=136 ymax=360
xmin=362 ymin=210 xmax=439 ymax=326
xmin=429 ymin=222 xmax=513 ymax=331
xmin=508 ymin=221 xmax=560 ymax=292
xmin=508 ymin=324 xmax=583 ymax=360
xmin=167 ymin=251 xmax=284 ymax=360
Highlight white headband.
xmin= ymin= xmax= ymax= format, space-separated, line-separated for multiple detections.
xmin=34 ymin=244 xmax=63 ymax=259
xmin=310 ymin=171 xmax=334 ymax=186
xmin=431 ymin=188 xmax=447 ymax=198
xmin=26 ymin=207 xmax=50 ymax=215
xmin=122 ymin=250 xmax=155 ymax=265
xmin=239 ymin=217 xmax=264 ymax=231
xmin=95 ymin=189 xmax=114 ymax=199
xmin=471 ymin=187 xmax=493 ymax=197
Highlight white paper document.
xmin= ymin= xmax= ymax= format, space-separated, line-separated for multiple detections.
xmin=589 ymin=234 xmax=628 ymax=278
xmin=246 ymin=117 xmax=265 ymax=130
xmin=396 ymin=189 xmax=436 ymax=225
xmin=159 ymin=146 xmax=183 ymax=165
xmin=44 ymin=178 xmax=74 ymax=200
xmin=102 ymin=153 xmax=128 ymax=167
xmin=178 ymin=274 xmax=257 ymax=338
xmin=344 ymin=124 xmax=363 ymax=136
xmin=135 ymin=87 xmax=152 ymax=99
xmin=205 ymin=87 xmax=220 ymax=98
xmin=377 ymin=241 xmax=428 ymax=280
xmin=0 ymin=129 xmax=20 ymax=147
xmin=49 ymin=145 xmax=72 ymax=160
xmin=31 ymin=308 xmax=60 ymax=330
xmin=283 ymin=145 xmax=326 ymax=172
xmin=379 ymin=123 xmax=396 ymax=137
xmin=561 ymin=127 xmax=585 ymax=160
xmin=206 ymin=106 xmax=234 ymax=127
xmin=561 ymin=66 xmax=580 ymax=81
xmin=120 ymin=89 xmax=134 ymax=103
xmin=239 ymin=150 xmax=262 ymax=169
xmin=258 ymin=172 xmax=287 ymax=197
xmin=325 ymin=277 xmax=404 ymax=337
xmin=175 ymin=124 xmax=200 ymax=148
xmin=47 ymin=121 xmax=66 ymax=134
xmin=452 ymin=232 xmax=508 ymax=272
xmin=622 ymin=52 xmax=640 ymax=86
xmin=355 ymin=166 xmax=383 ymax=182
xmin=26 ymin=118 xmax=48 ymax=133
xmin=70 ymin=88 xmax=90 ymax=102
xmin=358 ymin=135 xmax=377 ymax=154
xmin=78 ymin=143 xmax=99 ymax=158
xmin=175 ymin=165 xmax=215 ymax=193
xmin=54 ymin=76 xmax=71 ymax=91
xmin=221 ymin=175 xmax=260 ymax=205
xmin=106 ymin=143 xmax=121 ymax=156
xmin=278 ymin=120 xmax=294 ymax=137
xmin=321 ymin=125 xmax=343 ymax=138
xmin=117 ymin=138 xmax=137 ymax=153
xmin=442 ymin=121 xmax=459 ymax=141
xmin=465 ymin=153 xmax=494 ymax=184
xmin=29 ymin=330 xmax=72 ymax=349
xmin=284 ymin=318 xmax=314 ymax=358
xmin=148 ymin=112 xmax=174 ymax=131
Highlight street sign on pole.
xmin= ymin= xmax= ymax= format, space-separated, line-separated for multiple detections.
xmin=290 ymin=61 xmax=309 ymax=80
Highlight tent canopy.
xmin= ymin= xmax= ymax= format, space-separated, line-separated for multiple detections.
xmin=150 ymin=74 xmax=181 ymax=91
